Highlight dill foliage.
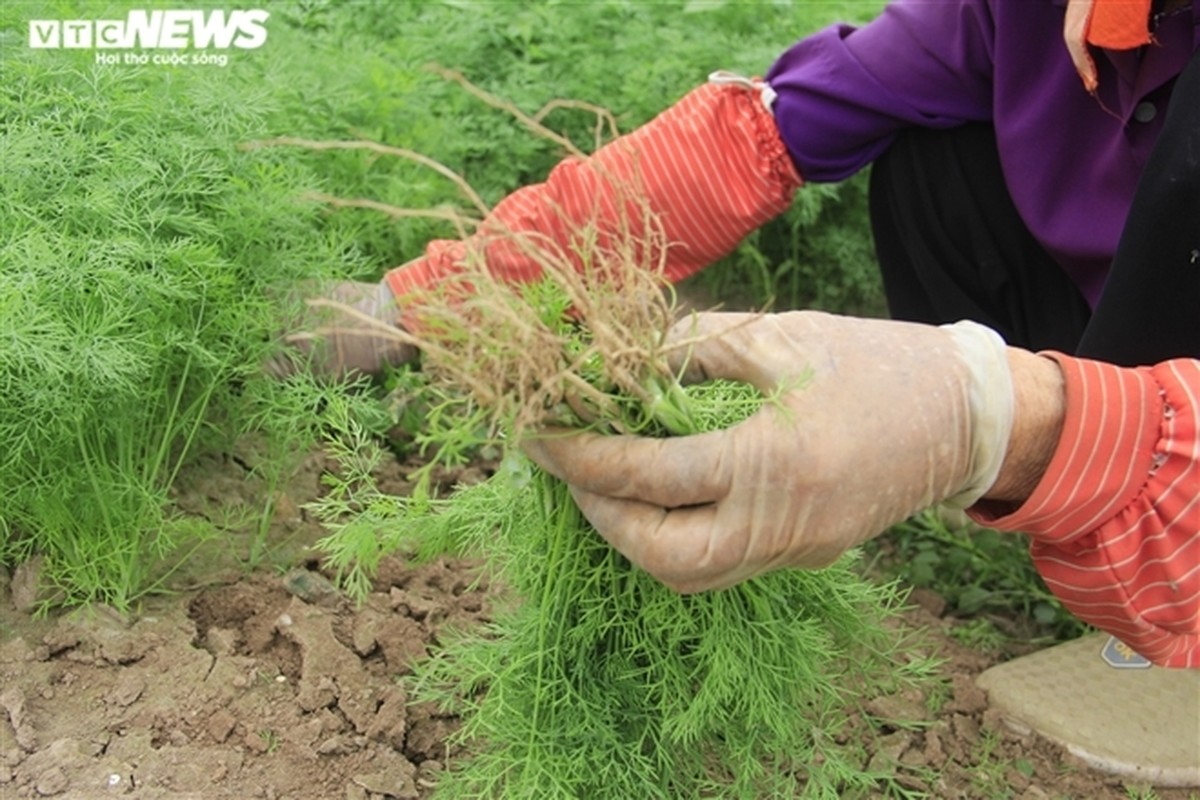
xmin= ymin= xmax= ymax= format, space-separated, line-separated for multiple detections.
xmin=0 ymin=31 xmax=374 ymax=608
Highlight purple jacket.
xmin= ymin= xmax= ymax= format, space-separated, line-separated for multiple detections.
xmin=766 ymin=0 xmax=1198 ymax=307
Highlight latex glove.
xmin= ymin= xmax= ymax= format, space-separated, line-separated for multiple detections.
xmin=524 ymin=311 xmax=1014 ymax=592
xmin=267 ymin=280 xmax=415 ymax=380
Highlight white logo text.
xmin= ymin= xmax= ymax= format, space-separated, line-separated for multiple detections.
xmin=29 ymin=10 xmax=269 ymax=50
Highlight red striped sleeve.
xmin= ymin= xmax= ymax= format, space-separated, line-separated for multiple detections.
xmin=970 ymin=354 xmax=1200 ymax=668
xmin=384 ymin=81 xmax=801 ymax=304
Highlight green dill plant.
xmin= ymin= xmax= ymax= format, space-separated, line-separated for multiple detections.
xmin=0 ymin=30 xmax=369 ymax=609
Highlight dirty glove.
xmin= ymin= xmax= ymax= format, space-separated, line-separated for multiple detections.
xmin=267 ymin=280 xmax=415 ymax=380
xmin=524 ymin=311 xmax=1014 ymax=592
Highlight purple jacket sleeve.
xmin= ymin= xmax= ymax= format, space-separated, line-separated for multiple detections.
xmin=766 ymin=0 xmax=998 ymax=182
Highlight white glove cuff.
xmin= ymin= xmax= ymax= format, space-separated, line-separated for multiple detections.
xmin=939 ymin=321 xmax=1015 ymax=509
xmin=707 ymin=71 xmax=778 ymax=112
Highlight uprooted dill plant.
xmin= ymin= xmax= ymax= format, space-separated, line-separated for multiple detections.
xmin=309 ymin=209 xmax=930 ymax=800
xmin=290 ymin=77 xmax=933 ymax=798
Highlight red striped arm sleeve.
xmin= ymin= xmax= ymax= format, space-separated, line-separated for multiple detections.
xmin=970 ymin=354 xmax=1200 ymax=668
xmin=384 ymin=80 xmax=801 ymax=304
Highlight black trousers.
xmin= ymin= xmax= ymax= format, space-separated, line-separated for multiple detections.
xmin=869 ymin=49 xmax=1200 ymax=367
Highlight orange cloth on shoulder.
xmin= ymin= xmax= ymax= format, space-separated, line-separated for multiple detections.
xmin=1064 ymin=0 xmax=1156 ymax=91
xmin=1086 ymin=0 xmax=1153 ymax=48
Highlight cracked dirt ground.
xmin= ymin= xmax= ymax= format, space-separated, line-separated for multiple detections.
xmin=0 ymin=554 xmax=489 ymax=799
xmin=1 ymin=447 xmax=1195 ymax=799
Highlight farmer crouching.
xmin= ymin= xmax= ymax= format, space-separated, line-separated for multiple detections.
xmin=281 ymin=0 xmax=1200 ymax=783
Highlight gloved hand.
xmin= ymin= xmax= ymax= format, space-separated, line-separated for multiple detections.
xmin=267 ymin=280 xmax=416 ymax=380
xmin=524 ymin=311 xmax=1016 ymax=592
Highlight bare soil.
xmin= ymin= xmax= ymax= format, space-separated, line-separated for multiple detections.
xmin=0 ymin=444 xmax=1193 ymax=800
